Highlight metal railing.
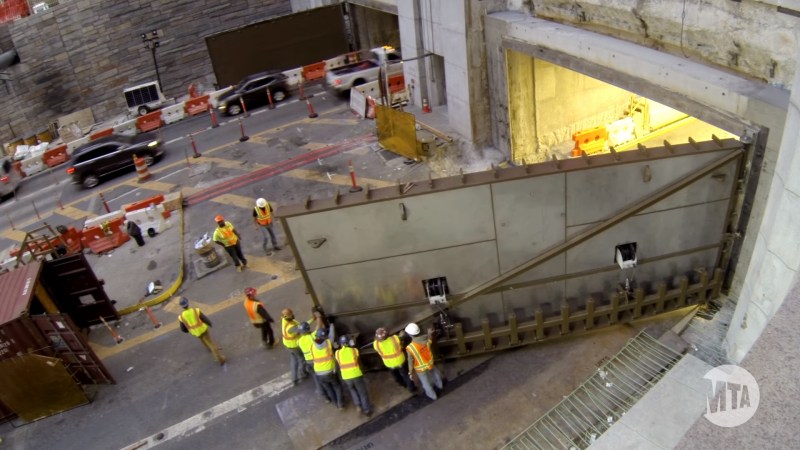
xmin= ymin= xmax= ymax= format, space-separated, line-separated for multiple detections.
xmin=502 ymin=331 xmax=683 ymax=449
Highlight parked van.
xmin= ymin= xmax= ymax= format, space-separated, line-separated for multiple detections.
xmin=123 ymin=81 xmax=166 ymax=116
xmin=0 ymin=156 xmax=21 ymax=199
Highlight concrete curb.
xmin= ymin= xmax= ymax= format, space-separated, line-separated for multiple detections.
xmin=116 ymin=197 xmax=185 ymax=315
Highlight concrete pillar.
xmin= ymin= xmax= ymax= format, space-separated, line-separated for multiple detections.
xmin=506 ymin=49 xmax=536 ymax=163
xmin=725 ymin=45 xmax=800 ymax=362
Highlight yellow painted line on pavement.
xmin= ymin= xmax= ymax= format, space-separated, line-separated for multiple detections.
xmin=209 ymin=193 xmax=255 ymax=209
xmin=57 ymin=205 xmax=96 ymax=220
xmin=308 ymin=118 xmax=361 ymax=126
xmin=285 ymin=168 xmax=395 ymax=189
xmin=300 ymin=142 xmax=330 ymax=151
xmin=90 ymin=272 xmax=299 ymax=359
xmin=1 ymin=229 xmax=27 ymax=242
xmin=126 ymin=180 xmax=176 ymax=193
xmin=248 ymin=135 xmax=269 ymax=145
xmin=202 ymin=156 xmax=265 ymax=171
xmin=245 ymin=254 xmax=296 ymax=277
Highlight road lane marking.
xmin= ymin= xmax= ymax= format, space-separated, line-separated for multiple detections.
xmin=208 ymin=193 xmax=256 ymax=209
xmin=55 ymin=205 xmax=96 ymax=221
xmin=122 ymin=373 xmax=293 ymax=450
xmin=90 ymin=273 xmax=299 ymax=359
xmin=0 ymin=229 xmax=27 ymax=242
xmin=285 ymin=168 xmax=394 ymax=189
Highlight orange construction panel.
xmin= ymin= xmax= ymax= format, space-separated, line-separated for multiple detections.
xmin=302 ymin=62 xmax=326 ymax=82
xmin=388 ymin=74 xmax=405 ymax=93
xmin=90 ymin=128 xmax=113 ymax=140
xmin=137 ymin=111 xmax=163 ymax=132
xmin=184 ymin=95 xmax=210 ymax=116
xmin=572 ymin=126 xmax=608 ymax=155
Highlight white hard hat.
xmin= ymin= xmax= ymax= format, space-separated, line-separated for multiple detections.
xmin=405 ymin=322 xmax=420 ymax=336
xmin=256 ymin=198 xmax=267 ymax=208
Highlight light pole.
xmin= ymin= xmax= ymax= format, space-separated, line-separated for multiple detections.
xmin=141 ymin=29 xmax=163 ymax=89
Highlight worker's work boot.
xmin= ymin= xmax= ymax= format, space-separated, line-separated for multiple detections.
xmin=237 ymin=265 xmax=243 ymax=272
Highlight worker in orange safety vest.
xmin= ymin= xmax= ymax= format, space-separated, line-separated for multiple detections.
xmin=178 ymin=297 xmax=226 ymax=365
xmin=252 ymin=197 xmax=280 ymax=253
xmin=405 ymin=322 xmax=443 ymax=400
xmin=373 ymin=327 xmax=415 ymax=392
xmin=243 ymin=287 xmax=275 ymax=348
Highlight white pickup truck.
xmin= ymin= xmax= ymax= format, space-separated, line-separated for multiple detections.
xmin=325 ymin=46 xmax=403 ymax=93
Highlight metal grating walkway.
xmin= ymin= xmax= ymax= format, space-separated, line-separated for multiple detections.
xmin=502 ymin=332 xmax=683 ymax=450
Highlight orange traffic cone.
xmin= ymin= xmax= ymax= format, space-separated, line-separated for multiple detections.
xmin=422 ymin=98 xmax=431 ymax=114
xmin=134 ymin=155 xmax=151 ymax=182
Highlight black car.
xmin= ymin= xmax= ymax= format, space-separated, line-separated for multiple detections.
xmin=217 ymin=71 xmax=290 ymax=116
xmin=66 ymin=132 xmax=163 ymax=188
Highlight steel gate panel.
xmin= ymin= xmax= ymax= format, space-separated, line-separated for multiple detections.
xmin=31 ymin=314 xmax=115 ymax=385
xmin=40 ymin=253 xmax=119 ymax=328
xmin=278 ymin=138 xmax=746 ymax=361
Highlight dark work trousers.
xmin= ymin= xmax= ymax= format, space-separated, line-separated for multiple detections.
xmin=255 ymin=323 xmax=275 ymax=346
xmin=389 ymin=366 xmax=416 ymax=392
xmin=316 ymin=372 xmax=344 ymax=408
xmin=223 ymin=242 xmax=247 ymax=267
xmin=342 ymin=376 xmax=372 ymax=414
xmin=132 ymin=234 xmax=145 ymax=246
xmin=305 ymin=361 xmax=324 ymax=396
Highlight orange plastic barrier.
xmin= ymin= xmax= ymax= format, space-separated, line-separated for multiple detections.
xmin=572 ymin=126 xmax=608 ymax=156
xmin=90 ymin=128 xmax=113 ymax=140
xmin=81 ymin=217 xmax=128 ymax=254
xmin=123 ymin=194 xmax=165 ymax=213
xmin=137 ymin=110 xmax=163 ymax=132
xmin=302 ymin=62 xmax=326 ymax=82
xmin=43 ymin=145 xmax=69 ymax=168
xmin=184 ymin=95 xmax=210 ymax=116
xmin=387 ymin=74 xmax=405 ymax=93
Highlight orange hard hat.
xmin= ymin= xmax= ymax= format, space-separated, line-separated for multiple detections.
xmin=214 ymin=215 xmax=224 ymax=222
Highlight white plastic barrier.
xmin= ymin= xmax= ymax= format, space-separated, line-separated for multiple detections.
xmin=21 ymin=154 xmax=44 ymax=176
xmin=84 ymin=210 xmax=125 ymax=229
xmin=208 ymin=87 xmax=233 ymax=108
xmin=161 ymin=103 xmax=186 ymax=125
xmin=325 ymin=55 xmax=350 ymax=70
xmin=283 ymin=68 xmax=303 ymax=87
xmin=66 ymin=136 xmax=91 ymax=155
xmin=126 ymin=204 xmax=172 ymax=236
xmin=112 ymin=118 xmax=138 ymax=136
xmin=355 ymin=80 xmax=381 ymax=100
xmin=607 ymin=117 xmax=636 ymax=147
xmin=350 ymin=87 xmax=368 ymax=118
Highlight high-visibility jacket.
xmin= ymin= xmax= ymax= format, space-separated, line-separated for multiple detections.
xmin=212 ymin=221 xmax=238 ymax=246
xmin=335 ymin=347 xmax=362 ymax=380
xmin=311 ymin=340 xmax=334 ymax=374
xmin=244 ymin=299 xmax=265 ymax=324
xmin=281 ymin=317 xmax=300 ymax=348
xmin=406 ymin=340 xmax=434 ymax=372
xmin=254 ymin=205 xmax=272 ymax=226
xmin=178 ymin=308 xmax=208 ymax=337
xmin=373 ymin=335 xmax=405 ymax=369
xmin=298 ymin=334 xmax=314 ymax=361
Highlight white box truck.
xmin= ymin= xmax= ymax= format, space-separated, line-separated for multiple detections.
xmin=124 ymin=81 xmax=166 ymax=116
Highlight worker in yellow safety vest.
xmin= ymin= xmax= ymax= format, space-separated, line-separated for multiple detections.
xmin=252 ymin=197 xmax=280 ymax=253
xmin=282 ymin=307 xmax=325 ymax=386
xmin=405 ymin=322 xmax=444 ymax=400
xmin=177 ymin=297 xmax=226 ymax=365
xmin=311 ymin=326 xmax=343 ymax=409
xmin=373 ymin=327 xmax=415 ymax=392
xmin=243 ymin=287 xmax=275 ymax=348
xmin=212 ymin=214 xmax=247 ymax=272
xmin=336 ymin=335 xmax=372 ymax=415
xmin=297 ymin=321 xmax=326 ymax=399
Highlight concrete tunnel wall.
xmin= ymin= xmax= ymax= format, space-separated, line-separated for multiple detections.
xmin=483 ymin=12 xmax=795 ymax=363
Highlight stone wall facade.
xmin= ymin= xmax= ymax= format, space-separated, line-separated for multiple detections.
xmin=0 ymin=0 xmax=291 ymax=143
